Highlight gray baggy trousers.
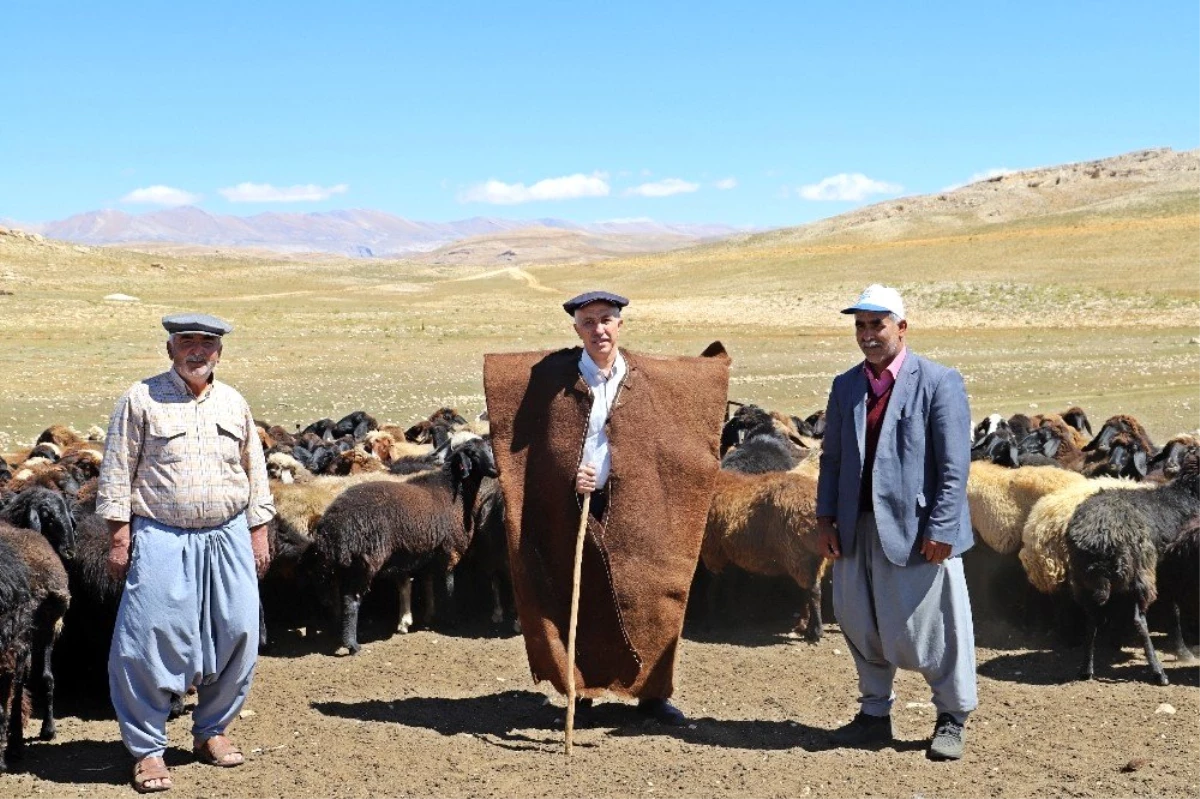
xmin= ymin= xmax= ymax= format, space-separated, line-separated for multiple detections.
xmin=832 ymin=512 xmax=978 ymax=722
xmin=109 ymin=513 xmax=259 ymax=759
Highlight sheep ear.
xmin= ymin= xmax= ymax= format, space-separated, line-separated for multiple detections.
xmin=1041 ymin=435 xmax=1061 ymax=458
xmin=1132 ymin=449 xmax=1149 ymax=479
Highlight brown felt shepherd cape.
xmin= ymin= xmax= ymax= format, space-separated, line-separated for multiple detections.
xmin=483 ymin=344 xmax=730 ymax=699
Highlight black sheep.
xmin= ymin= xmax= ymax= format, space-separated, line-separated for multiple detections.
xmin=719 ymin=404 xmax=774 ymax=456
xmin=333 ymin=410 xmax=378 ymax=440
xmin=1065 ymin=459 xmax=1199 ymax=685
xmin=313 ymin=438 xmax=497 ymax=654
xmin=720 ymin=426 xmax=800 ymax=474
xmin=53 ymin=502 xmax=182 ymax=720
xmin=0 ymin=536 xmax=34 ymax=772
xmin=1 ymin=487 xmax=77 ymax=560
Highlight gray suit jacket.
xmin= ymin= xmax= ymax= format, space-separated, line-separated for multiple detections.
xmin=816 ymin=351 xmax=974 ymax=566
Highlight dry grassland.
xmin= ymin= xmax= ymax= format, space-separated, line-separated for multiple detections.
xmin=1 ymin=192 xmax=1197 ymax=454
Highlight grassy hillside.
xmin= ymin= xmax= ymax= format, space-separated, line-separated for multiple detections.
xmin=1 ymin=161 xmax=1196 ymax=454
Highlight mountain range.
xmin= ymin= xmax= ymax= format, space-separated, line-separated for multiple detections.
xmin=0 ymin=207 xmax=741 ymax=257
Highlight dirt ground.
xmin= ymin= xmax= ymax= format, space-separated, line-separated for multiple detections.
xmin=1 ymin=596 xmax=1197 ymax=799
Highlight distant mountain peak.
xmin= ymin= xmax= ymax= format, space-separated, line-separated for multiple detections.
xmin=30 ymin=207 xmax=741 ymax=258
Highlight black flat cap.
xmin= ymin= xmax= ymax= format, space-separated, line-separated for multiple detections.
xmin=562 ymin=290 xmax=630 ymax=316
xmin=161 ymin=313 xmax=233 ymax=337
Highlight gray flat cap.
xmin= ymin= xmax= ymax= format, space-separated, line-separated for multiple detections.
xmin=162 ymin=313 xmax=233 ymax=337
xmin=562 ymin=290 xmax=629 ymax=316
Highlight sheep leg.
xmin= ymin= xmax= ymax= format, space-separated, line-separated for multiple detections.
xmin=490 ymin=577 xmax=504 ymax=624
xmin=397 ymin=577 xmax=413 ymax=634
xmin=796 ymin=582 xmax=823 ymax=643
xmin=257 ymin=599 xmax=270 ymax=653
xmin=0 ymin=672 xmax=11 ymax=772
xmin=433 ymin=570 xmax=458 ymax=629
xmin=168 ymin=693 xmax=184 ymax=720
xmin=1169 ymin=602 xmax=1197 ymax=663
xmin=1133 ymin=604 xmax=1169 ymax=686
xmin=33 ymin=623 xmax=56 ymax=740
xmin=339 ymin=592 xmax=362 ymax=655
xmin=418 ymin=573 xmax=436 ymax=628
xmin=1079 ymin=607 xmax=1099 ymax=681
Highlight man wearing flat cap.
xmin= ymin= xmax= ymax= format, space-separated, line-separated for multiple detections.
xmin=484 ymin=291 xmax=729 ymax=726
xmin=97 ymin=313 xmax=274 ymax=792
xmin=815 ymin=285 xmax=977 ymax=761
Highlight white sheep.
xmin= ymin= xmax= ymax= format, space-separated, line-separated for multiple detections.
xmin=966 ymin=461 xmax=1085 ymax=554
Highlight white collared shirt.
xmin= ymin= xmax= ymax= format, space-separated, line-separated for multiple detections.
xmin=578 ymin=348 xmax=627 ymax=490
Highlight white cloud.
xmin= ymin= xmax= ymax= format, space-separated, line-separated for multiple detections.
xmin=459 ymin=172 xmax=610 ymax=205
xmin=624 ymin=178 xmax=700 ymax=198
xmin=943 ymin=167 xmax=1016 ymax=191
xmin=219 ymin=182 xmax=349 ymax=202
xmin=121 ymin=185 xmax=201 ymax=206
xmin=714 ymin=177 xmax=737 ymax=190
xmin=798 ymin=173 xmax=902 ymax=202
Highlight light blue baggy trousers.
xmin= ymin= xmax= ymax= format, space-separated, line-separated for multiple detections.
xmin=832 ymin=512 xmax=978 ymax=723
xmin=109 ymin=513 xmax=259 ymax=759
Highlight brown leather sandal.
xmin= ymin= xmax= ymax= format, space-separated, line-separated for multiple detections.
xmin=132 ymin=756 xmax=173 ymax=793
xmin=192 ymin=734 xmax=245 ymax=767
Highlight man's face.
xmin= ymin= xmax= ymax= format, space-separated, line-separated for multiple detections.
xmin=854 ymin=311 xmax=906 ymax=368
xmin=167 ymin=333 xmax=222 ymax=384
xmin=573 ymin=303 xmax=623 ymax=362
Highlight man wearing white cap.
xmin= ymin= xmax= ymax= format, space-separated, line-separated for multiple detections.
xmin=815 ymin=285 xmax=977 ymax=761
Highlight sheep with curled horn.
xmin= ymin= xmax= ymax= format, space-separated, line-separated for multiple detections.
xmin=312 ymin=437 xmax=497 ymax=655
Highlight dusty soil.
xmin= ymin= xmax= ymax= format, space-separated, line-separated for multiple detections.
xmin=1 ymin=603 xmax=1197 ymax=799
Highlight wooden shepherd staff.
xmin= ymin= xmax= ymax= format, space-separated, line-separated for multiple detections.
xmin=564 ymin=492 xmax=591 ymax=754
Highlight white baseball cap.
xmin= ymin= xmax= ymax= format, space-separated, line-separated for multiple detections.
xmin=841 ymin=284 xmax=906 ymax=320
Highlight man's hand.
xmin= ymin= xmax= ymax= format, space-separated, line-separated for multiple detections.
xmin=250 ymin=525 xmax=270 ymax=578
xmin=575 ymin=463 xmax=598 ymax=494
xmin=920 ymin=538 xmax=952 ymax=565
xmin=816 ymin=517 xmax=841 ymax=560
xmin=106 ymin=521 xmax=132 ymax=582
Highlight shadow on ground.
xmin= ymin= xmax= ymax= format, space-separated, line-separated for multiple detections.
xmin=8 ymin=739 xmax=193 ymax=786
xmin=313 ymin=690 xmax=928 ymax=754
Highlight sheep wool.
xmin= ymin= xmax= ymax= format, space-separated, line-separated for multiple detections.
xmin=967 ymin=462 xmax=1085 ymax=554
xmin=484 ymin=344 xmax=729 ymax=700
xmin=1019 ymin=477 xmax=1150 ymax=594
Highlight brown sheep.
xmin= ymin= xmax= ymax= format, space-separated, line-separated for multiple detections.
xmin=1019 ymin=415 xmax=1086 ymax=471
xmin=34 ymin=426 xmax=84 ymax=450
xmin=1084 ymin=414 xmax=1155 ymax=459
xmin=702 ymin=468 xmax=828 ymax=641
xmin=0 ymin=523 xmax=70 ymax=744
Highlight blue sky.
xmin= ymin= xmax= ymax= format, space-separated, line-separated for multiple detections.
xmin=3 ymin=1 xmax=1197 ymax=228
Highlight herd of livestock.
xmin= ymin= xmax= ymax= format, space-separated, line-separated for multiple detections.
xmin=0 ymin=401 xmax=1196 ymax=771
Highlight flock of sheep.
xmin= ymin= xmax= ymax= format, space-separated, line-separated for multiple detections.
xmin=0 ymin=400 xmax=1196 ymax=772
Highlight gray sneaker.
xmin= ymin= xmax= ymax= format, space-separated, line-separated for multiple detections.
xmin=928 ymin=713 xmax=965 ymax=761
xmin=830 ymin=712 xmax=894 ymax=747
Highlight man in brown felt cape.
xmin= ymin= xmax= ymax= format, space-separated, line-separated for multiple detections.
xmin=483 ymin=290 xmax=729 ymax=726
